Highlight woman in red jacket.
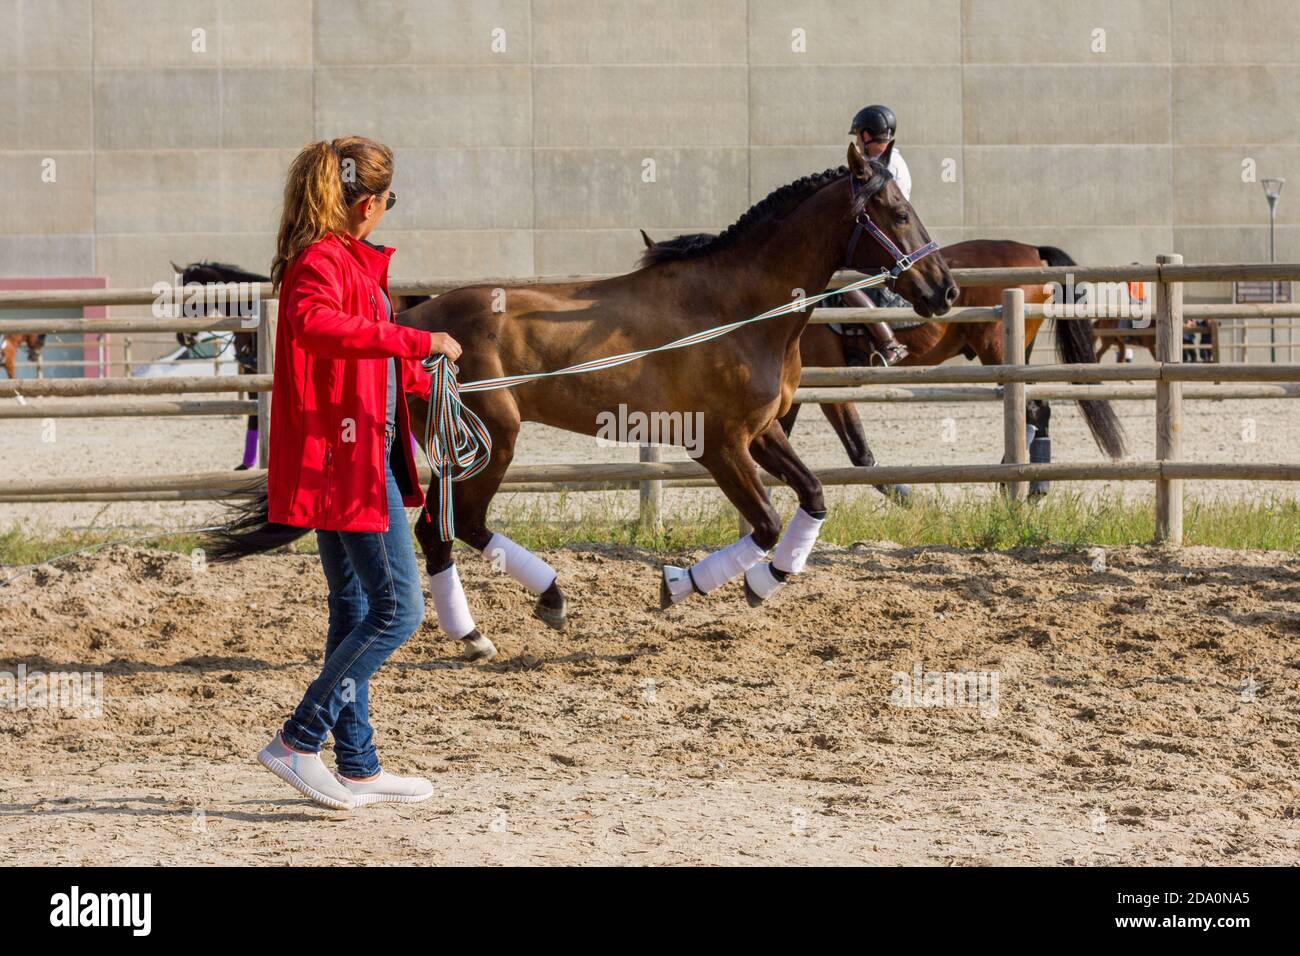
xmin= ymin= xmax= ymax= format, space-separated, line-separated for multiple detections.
xmin=251 ymin=136 xmax=462 ymax=811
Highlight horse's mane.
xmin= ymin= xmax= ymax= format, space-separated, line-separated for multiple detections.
xmin=181 ymin=261 xmax=270 ymax=283
xmin=639 ymin=162 xmax=892 ymax=267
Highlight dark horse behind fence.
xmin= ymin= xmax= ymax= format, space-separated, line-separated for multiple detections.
xmin=206 ymin=144 xmax=957 ymax=655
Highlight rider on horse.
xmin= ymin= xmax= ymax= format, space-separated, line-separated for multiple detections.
xmin=830 ymin=104 xmax=913 ymax=366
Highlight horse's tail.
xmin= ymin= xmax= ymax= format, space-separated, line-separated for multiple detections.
xmin=1038 ymin=245 xmax=1127 ymax=460
xmin=203 ymin=480 xmax=311 ymax=563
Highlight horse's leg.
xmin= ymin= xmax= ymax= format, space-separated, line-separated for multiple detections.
xmin=741 ymin=420 xmax=829 ymax=606
xmin=817 ymin=401 xmax=909 ymax=503
xmin=777 ymin=401 xmax=801 ymax=436
xmin=411 ymin=390 xmax=510 ymax=662
xmin=412 ymin=477 xmax=498 ymax=662
xmin=1026 ymin=398 xmax=1052 ymax=499
xmin=660 ymin=440 xmax=779 ymax=609
xmin=414 ymin=390 xmax=568 ymax=654
xmin=797 ymin=324 xmax=907 ymax=502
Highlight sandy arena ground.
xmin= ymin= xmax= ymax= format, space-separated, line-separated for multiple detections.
xmin=1 ymin=540 xmax=1298 ymax=865
xmin=2 ymin=385 xmax=1299 ymax=864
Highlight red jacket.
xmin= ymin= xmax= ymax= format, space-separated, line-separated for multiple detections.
xmin=268 ymin=233 xmax=433 ymax=532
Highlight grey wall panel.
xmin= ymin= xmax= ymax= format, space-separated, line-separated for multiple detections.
xmin=0 ymin=3 xmax=1293 ymax=287
xmin=963 ymin=0 xmax=1171 ymax=64
xmin=314 ymin=0 xmax=532 ymax=66
xmin=534 ymin=0 xmax=746 ymax=64
xmin=314 ymin=66 xmax=533 ymax=148
xmin=534 ymin=148 xmax=748 ymax=230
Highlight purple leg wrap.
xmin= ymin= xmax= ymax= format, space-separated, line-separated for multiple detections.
xmin=241 ymin=428 xmax=259 ymax=468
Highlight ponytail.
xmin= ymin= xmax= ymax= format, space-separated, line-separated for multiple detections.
xmin=271 ymin=136 xmax=394 ymax=291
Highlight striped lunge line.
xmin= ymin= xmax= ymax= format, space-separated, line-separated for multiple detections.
xmin=418 ymin=271 xmax=891 ymax=537
xmin=421 ymin=355 xmax=492 ymax=541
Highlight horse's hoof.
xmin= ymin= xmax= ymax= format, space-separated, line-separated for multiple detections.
xmin=460 ymin=630 xmax=497 ymax=662
xmin=743 ymin=562 xmax=784 ymax=607
xmin=532 ymin=597 xmax=567 ymax=630
xmin=1028 ymin=481 xmax=1050 ymax=501
xmin=660 ymin=565 xmax=693 ymax=609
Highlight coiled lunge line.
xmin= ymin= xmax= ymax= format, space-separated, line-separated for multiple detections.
xmin=420 ymin=354 xmax=492 ymax=539
xmin=418 ymin=271 xmax=892 ymax=540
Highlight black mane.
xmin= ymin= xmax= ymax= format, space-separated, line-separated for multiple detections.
xmin=639 ymin=162 xmax=892 ymax=267
xmin=180 ymin=261 xmax=270 ymax=283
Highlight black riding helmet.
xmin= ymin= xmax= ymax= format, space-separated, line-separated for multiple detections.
xmin=849 ymin=104 xmax=897 ymax=142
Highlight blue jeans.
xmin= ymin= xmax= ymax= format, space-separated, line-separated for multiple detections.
xmin=282 ymin=435 xmax=425 ymax=778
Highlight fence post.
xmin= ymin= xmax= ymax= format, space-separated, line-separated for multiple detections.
xmin=1155 ymin=253 xmax=1184 ymax=545
xmin=1001 ymin=287 xmax=1027 ymax=500
xmin=256 ymin=300 xmax=275 ymax=469
xmin=639 ymin=444 xmax=662 ymax=532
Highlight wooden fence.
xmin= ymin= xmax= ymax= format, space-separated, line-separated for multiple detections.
xmin=5 ymin=258 xmax=1300 ymax=546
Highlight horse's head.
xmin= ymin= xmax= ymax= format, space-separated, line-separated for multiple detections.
xmin=844 ymin=142 xmax=957 ymax=318
xmin=170 ymin=260 xmax=269 ymax=346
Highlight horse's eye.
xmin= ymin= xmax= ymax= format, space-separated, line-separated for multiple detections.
xmin=896 ymin=212 xmax=910 ymax=225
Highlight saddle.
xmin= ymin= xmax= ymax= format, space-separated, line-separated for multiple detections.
xmin=823 ymin=288 xmax=921 ymax=366
xmin=827 ymin=321 xmax=879 ymax=367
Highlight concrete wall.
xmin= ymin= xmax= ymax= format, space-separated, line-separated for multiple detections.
xmin=3 ymin=0 xmax=1298 ymax=289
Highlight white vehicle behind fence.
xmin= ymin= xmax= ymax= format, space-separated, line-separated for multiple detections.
xmin=130 ymin=331 xmax=241 ymax=378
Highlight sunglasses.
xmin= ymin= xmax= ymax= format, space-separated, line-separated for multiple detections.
xmin=384 ymin=191 xmax=396 ymax=211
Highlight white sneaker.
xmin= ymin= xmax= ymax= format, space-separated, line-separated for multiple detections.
xmin=335 ymin=769 xmax=434 ymax=807
xmin=257 ymin=730 xmax=356 ymax=811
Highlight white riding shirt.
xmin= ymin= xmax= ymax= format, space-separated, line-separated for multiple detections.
xmin=888 ymin=148 xmax=912 ymax=202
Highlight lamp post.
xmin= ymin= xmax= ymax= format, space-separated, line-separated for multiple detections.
xmin=1262 ymin=178 xmax=1285 ymax=362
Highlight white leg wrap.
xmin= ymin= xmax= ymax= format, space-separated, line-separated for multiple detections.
xmin=483 ymin=532 xmax=557 ymax=594
xmin=689 ymin=534 xmax=767 ymax=594
xmin=771 ymin=507 xmax=825 ymax=574
xmin=428 ymin=565 xmax=476 ymax=639
xmin=745 ymin=508 xmax=826 ymax=603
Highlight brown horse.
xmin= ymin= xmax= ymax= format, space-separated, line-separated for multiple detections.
xmin=391 ymin=146 xmax=956 ymax=651
xmin=1 ymin=333 xmax=45 ymax=380
xmin=784 ymin=241 xmax=1125 ymax=499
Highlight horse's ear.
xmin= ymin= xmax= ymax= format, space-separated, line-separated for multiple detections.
xmin=847 ymin=140 xmax=869 ymax=181
xmin=639 ymin=229 xmax=655 ymax=249
xmin=169 ymin=260 xmax=184 ymax=276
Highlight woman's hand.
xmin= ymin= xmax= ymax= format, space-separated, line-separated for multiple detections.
xmin=427 ymin=332 xmax=463 ymax=363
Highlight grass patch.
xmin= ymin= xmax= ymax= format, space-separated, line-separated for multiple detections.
xmin=486 ymin=489 xmax=1300 ymax=553
xmin=7 ymin=489 xmax=1295 ymax=571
